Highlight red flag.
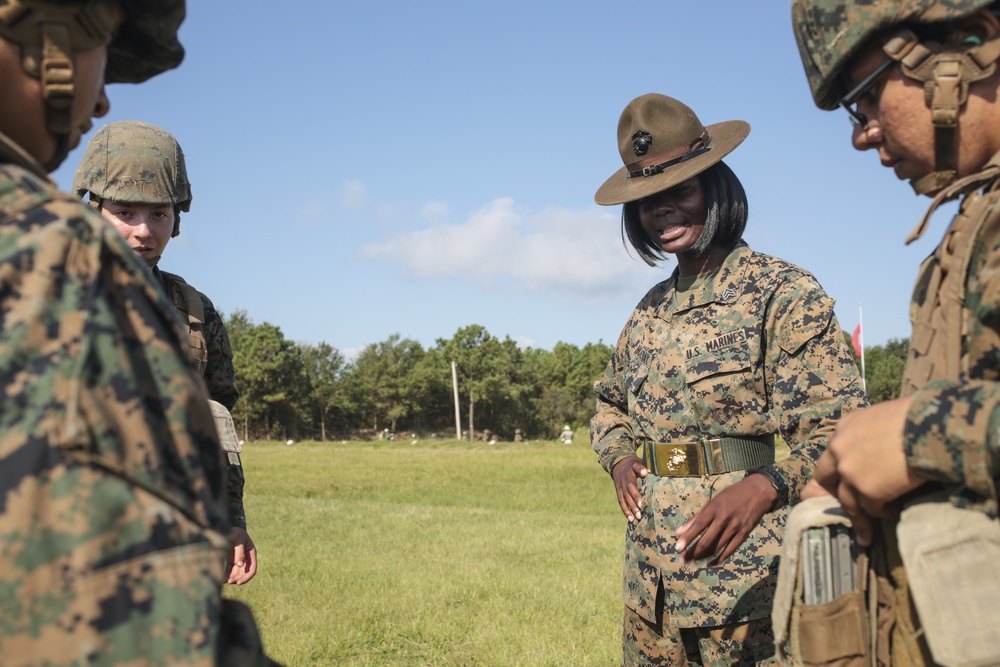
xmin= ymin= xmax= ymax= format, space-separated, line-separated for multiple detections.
xmin=851 ymin=324 xmax=862 ymax=358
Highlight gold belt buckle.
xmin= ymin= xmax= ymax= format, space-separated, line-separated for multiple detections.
xmin=650 ymin=442 xmax=702 ymax=476
xmin=647 ymin=439 xmax=726 ymax=476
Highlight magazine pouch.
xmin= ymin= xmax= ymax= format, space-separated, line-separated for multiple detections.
xmin=896 ymin=495 xmax=1000 ymax=667
xmin=774 ymin=496 xmax=875 ymax=667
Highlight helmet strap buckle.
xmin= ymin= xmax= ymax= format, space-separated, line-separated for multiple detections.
xmin=40 ymin=21 xmax=73 ymax=171
xmin=885 ymin=28 xmax=1000 ymax=196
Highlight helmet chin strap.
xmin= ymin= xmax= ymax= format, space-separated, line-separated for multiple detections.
xmin=0 ymin=1 xmax=117 ymax=172
xmin=37 ymin=21 xmax=75 ymax=171
xmin=881 ymin=29 xmax=1000 ymax=196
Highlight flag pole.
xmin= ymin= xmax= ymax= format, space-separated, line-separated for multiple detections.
xmin=858 ymin=303 xmax=866 ymax=394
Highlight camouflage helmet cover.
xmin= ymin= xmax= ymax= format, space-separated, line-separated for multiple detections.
xmin=106 ymin=0 xmax=186 ymax=84
xmin=73 ymin=120 xmax=192 ymax=211
xmin=0 ymin=0 xmax=186 ymax=84
xmin=792 ymin=0 xmax=996 ymax=109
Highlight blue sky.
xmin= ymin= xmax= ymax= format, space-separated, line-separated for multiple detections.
xmin=52 ymin=1 xmax=946 ymax=358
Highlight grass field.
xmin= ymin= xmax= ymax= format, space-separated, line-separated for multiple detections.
xmin=225 ymin=439 xmax=626 ymax=666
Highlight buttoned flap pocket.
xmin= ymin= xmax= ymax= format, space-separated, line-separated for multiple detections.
xmin=684 ymin=347 xmax=752 ymax=386
xmin=684 ymin=348 xmax=762 ymax=422
xmin=776 ymin=294 xmax=834 ymax=356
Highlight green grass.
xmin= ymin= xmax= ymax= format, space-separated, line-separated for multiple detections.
xmin=225 ymin=440 xmax=625 ymax=666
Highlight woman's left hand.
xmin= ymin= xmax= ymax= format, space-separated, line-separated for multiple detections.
xmin=673 ymin=474 xmax=777 ymax=566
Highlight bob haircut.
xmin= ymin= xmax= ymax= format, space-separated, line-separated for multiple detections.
xmin=621 ymin=160 xmax=748 ymax=267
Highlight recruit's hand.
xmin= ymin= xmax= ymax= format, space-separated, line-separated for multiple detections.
xmin=226 ymin=527 xmax=258 ymax=585
xmin=812 ymin=397 xmax=926 ymax=546
xmin=800 ymin=478 xmax=829 ymax=500
xmin=612 ymin=455 xmax=648 ymax=523
xmin=674 ymin=474 xmax=777 ymax=566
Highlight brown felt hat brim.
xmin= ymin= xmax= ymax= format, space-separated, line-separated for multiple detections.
xmin=594 ymin=120 xmax=750 ymax=206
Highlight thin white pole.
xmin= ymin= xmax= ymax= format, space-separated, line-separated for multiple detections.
xmin=452 ymin=361 xmax=462 ymax=440
xmin=859 ymin=303 xmax=867 ymax=394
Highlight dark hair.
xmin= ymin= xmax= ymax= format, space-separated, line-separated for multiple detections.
xmin=620 ymin=160 xmax=748 ymax=266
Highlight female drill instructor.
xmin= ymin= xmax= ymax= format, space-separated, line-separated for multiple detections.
xmin=590 ymin=93 xmax=867 ymax=666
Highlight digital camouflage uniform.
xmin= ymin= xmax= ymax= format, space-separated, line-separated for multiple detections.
xmin=0 ymin=133 xmax=276 ymax=665
xmin=791 ymin=2 xmax=1000 ymax=664
xmin=72 ymin=120 xmax=249 ymax=532
xmin=592 ymin=243 xmax=866 ymax=659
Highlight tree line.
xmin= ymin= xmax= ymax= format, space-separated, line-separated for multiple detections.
xmin=225 ymin=311 xmax=614 ymax=442
xmin=225 ymin=311 xmax=909 ymax=443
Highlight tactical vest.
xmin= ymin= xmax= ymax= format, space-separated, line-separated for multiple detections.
xmin=159 ymin=270 xmax=209 ymax=374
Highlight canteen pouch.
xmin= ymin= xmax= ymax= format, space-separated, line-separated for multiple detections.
xmin=896 ymin=496 xmax=1000 ymax=667
xmin=774 ymin=497 xmax=876 ymax=667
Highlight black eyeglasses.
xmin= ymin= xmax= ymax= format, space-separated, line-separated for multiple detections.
xmin=839 ymin=57 xmax=896 ymax=127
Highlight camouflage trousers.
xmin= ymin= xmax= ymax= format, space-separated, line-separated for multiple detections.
xmin=622 ymin=604 xmax=777 ymax=667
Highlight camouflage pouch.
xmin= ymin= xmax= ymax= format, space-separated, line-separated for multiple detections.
xmin=209 ymin=399 xmax=242 ymax=457
xmin=774 ymin=497 xmax=875 ymax=667
xmin=896 ymin=495 xmax=1000 ymax=667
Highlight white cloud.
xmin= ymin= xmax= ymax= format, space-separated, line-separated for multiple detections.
xmin=362 ymin=197 xmax=659 ymax=303
xmin=420 ymin=200 xmax=449 ymax=220
xmin=339 ymin=180 xmax=368 ymax=210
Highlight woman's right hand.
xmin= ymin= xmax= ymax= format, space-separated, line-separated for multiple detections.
xmin=612 ymin=455 xmax=649 ymax=523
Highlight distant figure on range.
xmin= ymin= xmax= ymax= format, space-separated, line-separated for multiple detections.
xmin=590 ymin=93 xmax=866 ymax=666
xmin=73 ymin=121 xmax=257 ymax=585
xmin=560 ymin=424 xmax=574 ymax=443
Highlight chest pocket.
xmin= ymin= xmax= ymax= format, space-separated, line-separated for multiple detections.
xmin=684 ymin=347 xmax=760 ymax=426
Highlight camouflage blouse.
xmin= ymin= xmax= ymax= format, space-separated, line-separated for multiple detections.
xmin=592 ymin=242 xmax=867 ymax=627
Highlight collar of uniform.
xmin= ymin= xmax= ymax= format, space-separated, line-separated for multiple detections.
xmin=662 ymin=242 xmax=751 ymax=317
xmin=0 ymin=130 xmax=51 ymax=181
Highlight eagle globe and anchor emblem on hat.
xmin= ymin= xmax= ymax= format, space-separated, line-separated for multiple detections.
xmin=632 ymin=130 xmax=653 ymax=156
xmin=594 ymin=93 xmax=750 ymax=206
